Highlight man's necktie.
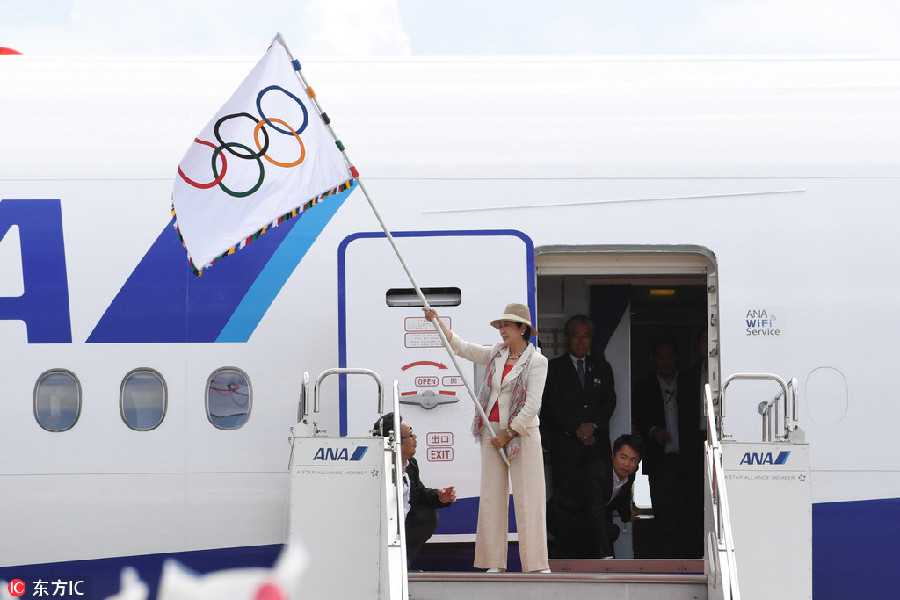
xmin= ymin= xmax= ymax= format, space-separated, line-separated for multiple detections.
xmin=577 ymin=358 xmax=585 ymax=388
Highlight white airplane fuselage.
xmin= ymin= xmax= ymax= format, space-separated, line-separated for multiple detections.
xmin=1 ymin=54 xmax=898 ymax=600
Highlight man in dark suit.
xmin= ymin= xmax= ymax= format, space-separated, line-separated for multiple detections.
xmin=547 ymin=434 xmax=644 ymax=558
xmin=631 ymin=335 xmax=703 ymax=558
xmin=374 ymin=412 xmax=456 ymax=565
xmin=542 ymin=314 xmax=617 ymax=557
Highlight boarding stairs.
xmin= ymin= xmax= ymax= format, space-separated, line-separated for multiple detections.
xmin=408 ymin=559 xmax=707 ymax=600
xmin=287 ymin=369 xmax=409 ymax=600
xmin=287 ymin=370 xmax=811 ymax=600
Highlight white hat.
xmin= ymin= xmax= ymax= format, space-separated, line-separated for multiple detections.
xmin=490 ymin=303 xmax=537 ymax=337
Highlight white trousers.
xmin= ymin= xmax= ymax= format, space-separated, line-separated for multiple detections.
xmin=474 ymin=425 xmax=549 ymax=572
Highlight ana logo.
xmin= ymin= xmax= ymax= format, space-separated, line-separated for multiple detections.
xmin=740 ymin=451 xmax=790 ymax=466
xmin=313 ymin=446 xmax=369 ymax=461
xmin=745 ymin=308 xmax=782 ymax=337
xmin=8 ymin=579 xmax=26 ymax=597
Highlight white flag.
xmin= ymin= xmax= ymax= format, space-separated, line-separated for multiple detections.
xmin=172 ymin=37 xmax=352 ymax=274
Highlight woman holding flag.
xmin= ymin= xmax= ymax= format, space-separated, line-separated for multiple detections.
xmin=424 ymin=303 xmax=550 ymax=573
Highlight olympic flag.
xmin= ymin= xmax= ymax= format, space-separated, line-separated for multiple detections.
xmin=172 ymin=36 xmax=353 ymax=274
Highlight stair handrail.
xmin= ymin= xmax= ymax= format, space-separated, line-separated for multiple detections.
xmin=720 ymin=373 xmax=790 ymax=441
xmin=706 ymin=382 xmax=742 ymax=600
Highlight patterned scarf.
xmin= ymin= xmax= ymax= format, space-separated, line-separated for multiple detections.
xmin=471 ymin=344 xmax=534 ymax=460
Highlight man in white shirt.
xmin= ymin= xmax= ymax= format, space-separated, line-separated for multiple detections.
xmin=598 ymin=434 xmax=644 ymax=557
xmin=632 ymin=335 xmax=702 ymax=558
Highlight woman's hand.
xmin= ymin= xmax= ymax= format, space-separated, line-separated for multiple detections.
xmin=422 ymin=307 xmax=452 ymax=340
xmin=490 ymin=429 xmax=515 ymax=450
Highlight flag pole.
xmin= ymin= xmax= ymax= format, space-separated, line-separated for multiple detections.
xmin=276 ymin=35 xmax=509 ymax=466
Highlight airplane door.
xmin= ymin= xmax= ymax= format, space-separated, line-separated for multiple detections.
xmin=338 ymin=229 xmax=535 ymax=537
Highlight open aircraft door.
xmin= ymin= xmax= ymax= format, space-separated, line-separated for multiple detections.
xmin=535 ymin=245 xmax=719 ymax=559
xmin=338 ymin=229 xmax=535 ymax=538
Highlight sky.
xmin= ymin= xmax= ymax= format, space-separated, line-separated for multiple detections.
xmin=2 ymin=0 xmax=900 ymax=56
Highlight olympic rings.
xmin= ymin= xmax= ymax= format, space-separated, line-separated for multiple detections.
xmin=212 ymin=142 xmax=265 ymax=198
xmin=257 ymin=85 xmax=308 ymax=136
xmin=178 ymin=138 xmax=228 ymax=189
xmin=177 ymin=83 xmax=315 ymax=198
xmin=215 ymin=112 xmax=270 ymax=159
xmin=254 ymin=117 xmax=306 ymax=168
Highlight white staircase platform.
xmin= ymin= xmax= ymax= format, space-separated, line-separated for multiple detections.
xmin=409 ymin=560 xmax=708 ymax=600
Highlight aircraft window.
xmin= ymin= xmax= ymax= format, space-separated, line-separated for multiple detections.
xmin=206 ymin=367 xmax=252 ymax=429
xmin=121 ymin=368 xmax=167 ymax=431
xmin=34 ymin=369 xmax=81 ymax=432
xmin=386 ymin=287 xmax=461 ymax=307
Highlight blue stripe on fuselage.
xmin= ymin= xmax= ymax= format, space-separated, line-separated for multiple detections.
xmin=88 ymin=183 xmax=355 ymax=344
xmin=217 ymin=184 xmax=353 ymax=342
xmin=813 ymin=496 xmax=900 ymax=599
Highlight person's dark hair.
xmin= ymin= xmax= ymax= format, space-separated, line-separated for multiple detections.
xmin=612 ymin=433 xmax=645 ymax=458
xmin=373 ymin=411 xmax=401 ymax=438
xmin=520 ymin=323 xmax=531 ymax=342
xmin=650 ymin=334 xmax=678 ymax=356
xmin=564 ymin=314 xmax=594 ymax=337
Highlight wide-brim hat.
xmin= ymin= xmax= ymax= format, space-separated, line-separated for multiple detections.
xmin=490 ymin=303 xmax=537 ymax=337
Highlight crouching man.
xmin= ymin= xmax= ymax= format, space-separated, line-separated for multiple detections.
xmin=374 ymin=412 xmax=457 ymax=565
xmin=548 ymin=433 xmax=644 ymax=558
